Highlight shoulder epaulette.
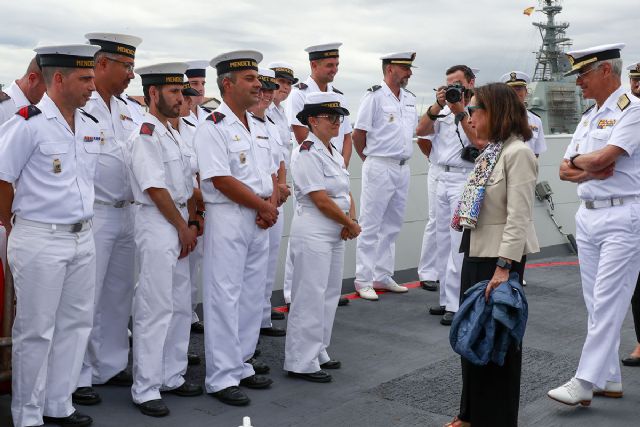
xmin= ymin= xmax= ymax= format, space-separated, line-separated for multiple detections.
xmin=206 ymin=111 xmax=225 ymax=124
xmin=266 ymin=115 xmax=275 ymax=124
xmin=16 ymin=105 xmax=41 ymax=120
xmin=115 ymin=95 xmax=127 ymax=104
xmin=367 ymin=85 xmax=381 ymax=92
xmin=300 ymin=140 xmax=314 ymax=151
xmin=295 ymin=82 xmax=308 ymax=90
xmin=140 ymin=122 xmax=155 ymax=136
xmin=126 ymin=95 xmax=143 ymax=106
xmin=528 ymin=109 xmax=541 ymax=118
xmin=332 ymin=87 xmax=343 ymax=95
xmin=201 ymin=106 xmax=213 ymax=113
xmin=617 ymin=94 xmax=631 ymax=112
xmin=251 ymin=113 xmax=265 ymax=123
xmin=182 ymin=118 xmax=196 ymax=127
xmin=0 ymin=91 xmax=11 ymax=103
xmin=582 ymin=104 xmax=595 ymax=115
xmin=403 ymin=88 xmax=416 ymax=97
xmin=79 ymin=109 xmax=99 ymax=123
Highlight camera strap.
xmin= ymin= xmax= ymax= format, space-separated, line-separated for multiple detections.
xmin=454 ymin=120 xmax=466 ymax=149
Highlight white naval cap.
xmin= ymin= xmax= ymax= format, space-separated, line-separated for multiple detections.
xmin=304 ymin=42 xmax=342 ymax=61
xmin=297 ymin=91 xmax=350 ymax=125
xmin=135 ymin=62 xmax=188 ymax=86
xmin=565 ymin=43 xmax=625 ymax=76
xmin=34 ymin=44 xmax=101 ymax=68
xmin=185 ymin=60 xmax=209 ymax=78
xmin=499 ymin=71 xmax=531 ymax=86
xmin=268 ymin=61 xmax=298 ymax=84
xmin=626 ymin=61 xmax=640 ymax=78
xmin=380 ymin=52 xmax=417 ymax=67
xmin=210 ymin=50 xmax=262 ymax=75
xmin=258 ymin=67 xmax=279 ymax=90
xmin=85 ymin=32 xmax=142 ymax=58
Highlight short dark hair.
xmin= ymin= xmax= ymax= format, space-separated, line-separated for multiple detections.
xmin=473 ymin=83 xmax=532 ymax=143
xmin=143 ymin=85 xmax=152 ymax=105
xmin=446 ymin=65 xmax=475 ymax=82
xmin=41 ymin=66 xmax=74 ymax=86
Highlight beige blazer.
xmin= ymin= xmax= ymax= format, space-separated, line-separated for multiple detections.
xmin=468 ymin=135 xmax=540 ymax=260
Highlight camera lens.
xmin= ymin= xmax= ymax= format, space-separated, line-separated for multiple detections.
xmin=445 ymin=86 xmax=463 ymax=103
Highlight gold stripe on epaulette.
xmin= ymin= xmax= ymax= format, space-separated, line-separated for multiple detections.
xmin=617 ymin=94 xmax=631 ymax=111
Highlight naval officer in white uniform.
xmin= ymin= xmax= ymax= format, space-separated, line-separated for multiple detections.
xmin=194 ymin=50 xmax=279 ymax=406
xmin=353 ymin=52 xmax=418 ymax=301
xmin=0 ymin=56 xmax=45 ymax=126
xmin=74 ymin=33 xmax=142 ymax=406
xmin=0 ymin=43 xmax=102 ymax=427
xmin=186 ymin=60 xmax=213 ymax=123
xmin=549 ymin=43 xmax=640 ymax=407
xmin=128 ymin=63 xmax=202 ymax=417
xmin=285 ymin=92 xmax=360 ymax=382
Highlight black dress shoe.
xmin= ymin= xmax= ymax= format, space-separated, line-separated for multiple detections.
xmin=191 ymin=321 xmax=204 ymax=333
xmin=338 ymin=297 xmax=349 ymax=306
xmin=421 ymin=280 xmax=438 ymax=291
xmin=320 ymin=360 xmax=341 ymax=370
xmin=72 ymin=387 xmax=101 ymax=406
xmin=164 ymin=382 xmax=203 ymax=397
xmin=622 ymin=356 xmax=640 ymax=366
xmin=135 ymin=399 xmax=170 ymax=417
xmin=103 ymin=370 xmax=133 ymax=386
xmin=43 ymin=411 xmax=93 ymax=427
xmin=271 ymin=309 xmax=285 ymax=320
xmin=288 ymin=370 xmax=332 ymax=383
xmin=429 ymin=305 xmax=446 ymax=316
xmin=239 ymin=375 xmax=273 ymax=389
xmin=246 ymin=357 xmax=270 ymax=374
xmin=188 ymin=352 xmax=201 ymax=366
xmin=440 ymin=311 xmax=455 ymax=326
xmin=211 ymin=386 xmax=250 ymax=406
xmin=260 ymin=326 xmax=286 ymax=337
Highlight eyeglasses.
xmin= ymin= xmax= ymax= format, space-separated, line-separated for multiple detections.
xmin=577 ymin=64 xmax=601 ymax=79
xmin=315 ymin=114 xmax=344 ymax=124
xmin=106 ymin=57 xmax=135 ymax=73
xmin=466 ymin=105 xmax=484 ymax=117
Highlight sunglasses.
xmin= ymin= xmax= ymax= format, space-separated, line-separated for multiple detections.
xmin=316 ymin=114 xmax=344 ymax=124
xmin=106 ymin=57 xmax=135 ymax=73
xmin=466 ymin=105 xmax=484 ymax=117
xmin=577 ymin=64 xmax=601 ymax=79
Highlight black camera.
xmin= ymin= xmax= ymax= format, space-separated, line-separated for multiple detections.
xmin=445 ymin=83 xmax=472 ymax=104
xmin=461 ymin=145 xmax=480 ymax=163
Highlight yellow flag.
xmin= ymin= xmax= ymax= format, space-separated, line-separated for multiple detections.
xmin=523 ymin=6 xmax=535 ymax=16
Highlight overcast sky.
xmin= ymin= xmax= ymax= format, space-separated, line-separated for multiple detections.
xmin=1 ymin=0 xmax=638 ymax=114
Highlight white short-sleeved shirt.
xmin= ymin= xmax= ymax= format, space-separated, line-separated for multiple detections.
xmin=0 ymin=93 xmax=102 ymax=223
xmin=564 ymin=86 xmax=640 ymax=200
xmin=354 ymin=81 xmax=417 ymax=160
xmin=178 ymin=116 xmax=198 ymax=175
xmin=0 ymin=81 xmax=30 ymax=126
xmin=262 ymin=114 xmax=288 ymax=171
xmin=525 ymin=110 xmax=547 ymax=155
xmin=123 ymin=94 xmax=146 ymax=124
xmin=267 ymin=102 xmax=292 ymax=168
xmin=84 ymin=92 xmax=138 ymax=203
xmin=290 ymin=132 xmax=350 ymax=212
xmin=194 ymin=101 xmax=275 ymax=204
xmin=429 ymin=106 xmax=475 ymax=169
xmin=127 ymin=113 xmax=194 ymax=206
xmin=195 ymin=105 xmax=213 ymax=123
xmin=287 ymin=76 xmax=352 ymax=153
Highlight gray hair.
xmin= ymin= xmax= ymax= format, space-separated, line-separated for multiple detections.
xmin=598 ymin=58 xmax=623 ymax=77
xmin=217 ymin=72 xmax=237 ymax=96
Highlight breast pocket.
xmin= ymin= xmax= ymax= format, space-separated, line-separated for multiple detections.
xmin=486 ymin=166 xmax=504 ymax=187
xmin=255 ymin=138 xmax=273 ymax=172
xmin=39 ymin=142 xmax=69 ymax=175
xmin=590 ymin=129 xmax=612 ymax=148
xmin=382 ymin=106 xmax=400 ymax=126
xmin=228 ymin=141 xmax=251 ymax=172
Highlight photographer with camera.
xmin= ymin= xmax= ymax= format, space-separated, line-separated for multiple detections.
xmin=416 ymin=65 xmax=484 ymax=326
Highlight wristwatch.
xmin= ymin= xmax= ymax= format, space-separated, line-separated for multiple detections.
xmin=496 ymin=258 xmax=512 ymax=270
xmin=188 ymin=220 xmax=201 ymax=232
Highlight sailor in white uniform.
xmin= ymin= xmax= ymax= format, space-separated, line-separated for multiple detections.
xmin=0 ymin=56 xmax=45 ymax=126
xmin=186 ymin=60 xmax=213 ymax=123
xmin=0 ymin=43 xmax=102 ymax=427
xmin=284 ymin=92 xmax=360 ymax=382
xmin=499 ymin=71 xmax=547 ymax=156
xmin=353 ymin=52 xmax=418 ymax=301
xmin=73 ymin=32 xmax=142 ymax=406
xmin=194 ymin=50 xmax=278 ymax=406
xmin=128 ymin=63 xmax=202 ymax=417
xmin=549 ymin=43 xmax=640 ymax=407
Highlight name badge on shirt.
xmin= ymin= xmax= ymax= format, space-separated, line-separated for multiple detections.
xmin=53 ymin=158 xmax=62 ymax=174
xmin=239 ymin=152 xmax=247 ymax=164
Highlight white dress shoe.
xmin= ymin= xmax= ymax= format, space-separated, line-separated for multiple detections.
xmin=357 ymin=287 xmax=379 ymax=301
xmin=547 ymin=378 xmax=593 ymax=406
xmin=593 ymin=381 xmax=623 ymax=398
xmin=373 ymin=278 xmax=408 ymax=293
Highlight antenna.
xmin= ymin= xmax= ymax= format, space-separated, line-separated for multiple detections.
xmin=532 ymin=0 xmax=572 ymax=82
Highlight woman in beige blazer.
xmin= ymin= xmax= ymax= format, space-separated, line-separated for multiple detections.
xmin=446 ymin=83 xmax=539 ymax=427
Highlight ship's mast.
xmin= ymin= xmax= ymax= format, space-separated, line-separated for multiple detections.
xmin=532 ymin=0 xmax=571 ymax=81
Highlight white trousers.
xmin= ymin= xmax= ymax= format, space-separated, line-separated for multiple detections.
xmin=131 ymin=206 xmax=191 ymax=404
xmin=284 ymin=205 xmax=344 ymax=373
xmin=262 ymin=205 xmax=284 ymax=328
xmin=355 ymin=157 xmax=410 ymax=289
xmin=188 ymin=236 xmax=203 ymax=323
xmin=574 ymin=203 xmax=640 ymax=389
xmin=78 ymin=204 xmax=135 ymax=387
xmin=435 ymin=170 xmax=468 ymax=311
xmin=417 ymin=163 xmax=442 ymax=282
xmin=203 ymin=203 xmax=269 ymax=393
xmin=9 ymin=222 xmax=95 ymax=427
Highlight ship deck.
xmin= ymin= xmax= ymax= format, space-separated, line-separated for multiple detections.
xmin=1 ymin=252 xmax=639 ymax=427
